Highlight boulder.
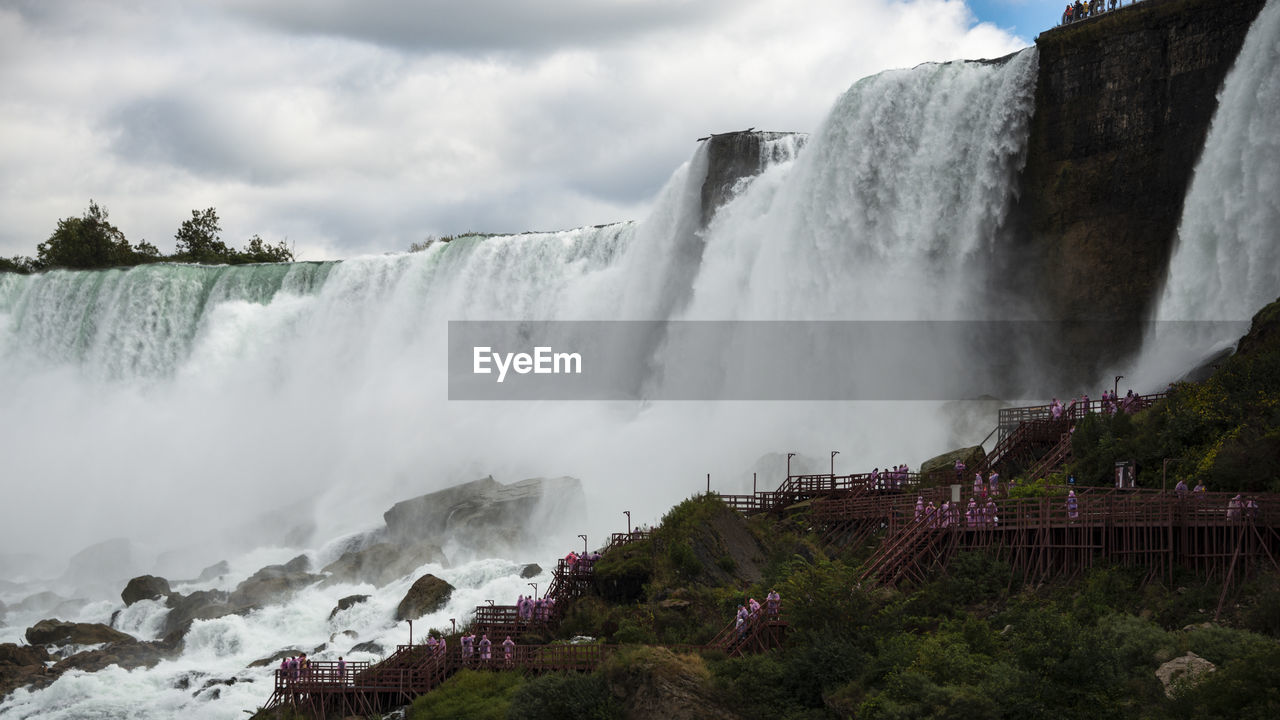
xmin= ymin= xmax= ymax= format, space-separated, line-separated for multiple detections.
xmin=122 ymin=575 xmax=172 ymax=606
xmin=320 ymin=542 xmax=446 ymax=588
xmin=13 ymin=591 xmax=68 ymax=614
xmin=161 ymin=590 xmax=238 ymax=638
xmin=383 ymin=476 xmax=586 ymax=560
xmin=52 ymin=639 xmax=172 ymax=674
xmin=0 ymin=643 xmax=52 ymax=667
xmin=197 ymin=561 xmax=230 ymax=582
xmin=226 ymin=557 xmax=321 ymax=609
xmin=248 ymin=648 xmax=304 ymax=668
xmin=394 ymin=575 xmax=455 ymax=621
xmin=25 ymin=619 xmax=135 ymax=647
xmin=520 ymin=563 xmax=542 ymax=578
xmin=1156 ymin=651 xmax=1216 ymax=698
xmin=328 ymin=594 xmax=371 ymax=621
xmin=0 ymin=643 xmax=55 ymax=700
xmin=349 ymin=641 xmax=385 ymax=656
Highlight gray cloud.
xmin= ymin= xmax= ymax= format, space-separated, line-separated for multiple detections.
xmin=216 ymin=0 xmax=734 ymax=55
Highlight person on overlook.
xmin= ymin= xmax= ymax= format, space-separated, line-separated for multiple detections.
xmin=1227 ymin=495 xmax=1243 ymax=521
xmin=336 ymin=656 xmax=346 ymax=683
xmin=915 ymin=495 xmax=924 ymax=521
xmin=1175 ymin=479 xmax=1189 ymax=498
xmin=988 ymin=471 xmax=999 ymax=497
xmin=974 ymin=471 xmax=986 ymax=498
xmin=966 ymin=497 xmax=978 ymax=527
xmin=1063 ymin=3 xmax=1073 ymax=24
xmin=925 ymin=501 xmax=938 ymax=527
xmin=1245 ymin=497 xmax=1259 ymax=521
xmin=954 ymin=459 xmax=966 ymax=481
xmin=479 ymin=634 xmax=492 ymax=661
xmin=1066 ymin=489 xmax=1079 ymax=521
xmin=748 ymin=597 xmax=761 ymax=615
xmin=1193 ymin=481 xmax=1207 ymax=497
xmin=766 ymin=590 xmax=781 ymax=617
xmin=461 ymin=633 xmax=474 ymax=662
xmin=940 ymin=501 xmax=952 ymax=528
xmin=503 ymin=636 xmax=515 ymax=666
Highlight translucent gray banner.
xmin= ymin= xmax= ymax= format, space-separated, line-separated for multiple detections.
xmin=447 ymin=320 xmax=1247 ymax=401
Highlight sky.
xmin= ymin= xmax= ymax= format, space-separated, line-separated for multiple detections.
xmin=0 ymin=0 xmax=1044 ymax=261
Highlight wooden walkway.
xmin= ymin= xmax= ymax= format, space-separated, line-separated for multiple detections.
xmin=262 ymin=610 xmax=788 ymax=719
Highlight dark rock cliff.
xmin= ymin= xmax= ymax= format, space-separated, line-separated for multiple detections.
xmin=1015 ymin=0 xmax=1268 ymax=330
xmin=700 ymin=130 xmax=805 ymax=227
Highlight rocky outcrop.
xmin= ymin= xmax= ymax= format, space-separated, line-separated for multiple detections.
xmin=1156 ymin=651 xmax=1216 ymax=697
xmin=25 ymin=619 xmax=135 ymax=647
xmin=394 ymin=575 xmax=455 ymax=621
xmin=520 ymin=563 xmax=543 ymax=578
xmin=197 ymin=560 xmax=230 ymax=582
xmin=328 ymin=594 xmax=370 ymax=621
xmin=1015 ymin=0 xmax=1269 ymax=364
xmin=384 ymin=476 xmax=586 ymax=559
xmin=122 ymin=575 xmax=172 ymax=606
xmin=0 ymin=643 xmax=54 ymax=699
xmin=700 ymin=130 xmax=805 ymax=228
xmin=227 ymin=555 xmax=321 ymax=609
xmin=319 ymin=542 xmax=446 ymax=588
xmin=349 ymin=641 xmax=385 ymax=656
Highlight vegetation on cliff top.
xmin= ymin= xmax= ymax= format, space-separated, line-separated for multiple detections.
xmin=1 ymin=201 xmax=293 ymax=273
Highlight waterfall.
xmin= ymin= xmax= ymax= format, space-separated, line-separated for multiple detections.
xmin=0 ymin=50 xmax=1039 ymax=570
xmin=1134 ymin=0 xmax=1280 ymax=382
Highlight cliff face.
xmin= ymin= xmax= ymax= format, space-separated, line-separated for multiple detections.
xmin=700 ymin=130 xmax=805 ymax=227
xmin=1018 ymin=0 xmax=1268 ymax=325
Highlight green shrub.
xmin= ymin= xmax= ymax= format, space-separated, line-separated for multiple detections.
xmin=408 ymin=670 xmax=524 ymax=720
xmin=506 ymin=672 xmax=621 ymax=720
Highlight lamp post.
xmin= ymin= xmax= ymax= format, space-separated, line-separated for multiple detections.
xmin=408 ymin=619 xmax=413 ymax=646
xmin=624 ymin=510 xmax=631 ymax=535
xmin=831 ymin=451 xmax=840 ymax=487
xmin=787 ymin=452 xmax=796 ymax=479
xmin=528 ymin=582 xmax=537 ymax=599
xmin=578 ymin=534 xmax=588 ymax=554
xmin=450 ymin=618 xmax=456 ymax=635
xmin=1114 ymin=375 xmax=1124 ymax=398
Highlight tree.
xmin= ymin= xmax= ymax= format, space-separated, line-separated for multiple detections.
xmin=35 ymin=201 xmax=135 ymax=270
xmin=0 ymin=256 xmax=36 ymax=274
xmin=174 ymin=207 xmax=232 ymax=263
xmin=239 ymin=234 xmax=294 ymax=263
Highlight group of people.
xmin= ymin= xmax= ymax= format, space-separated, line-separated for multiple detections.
xmin=973 ymin=470 xmax=1002 ymax=498
xmin=1049 ymin=389 xmax=1143 ymax=419
xmin=915 ymin=495 xmax=1001 ymax=528
xmin=278 ymin=653 xmax=348 ymax=684
xmin=733 ymin=591 xmax=782 ymax=638
xmin=1061 ymin=0 xmax=1121 ymax=24
xmin=1227 ymin=494 xmax=1262 ymax=521
xmin=871 ymin=465 xmax=912 ymax=491
xmin=516 ymin=594 xmax=557 ymax=622
xmin=1175 ymin=481 xmax=1263 ymax=520
xmin=453 ymin=633 xmax=517 ymax=665
xmin=565 ymin=550 xmax=601 ymax=572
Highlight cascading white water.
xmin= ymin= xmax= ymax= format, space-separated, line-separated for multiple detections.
xmin=0 ymin=49 xmax=1042 ymax=719
xmin=1130 ymin=0 xmax=1280 ymax=382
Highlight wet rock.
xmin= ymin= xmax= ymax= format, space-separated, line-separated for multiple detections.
xmin=1156 ymin=651 xmax=1216 ymax=698
xmin=162 ymin=590 xmax=238 ymax=638
xmin=320 ymin=542 xmax=446 ymax=588
xmin=197 ymin=561 xmax=230 ymax=582
xmin=122 ymin=575 xmax=172 ymax=606
xmin=0 ymin=643 xmax=52 ymax=667
xmin=53 ymin=639 xmax=173 ymax=674
xmin=226 ymin=558 xmax=321 ymax=609
xmin=394 ymin=575 xmax=455 ymax=622
xmin=13 ymin=591 xmax=68 ymax=614
xmin=25 ymin=619 xmax=135 ymax=647
xmin=330 ymin=630 xmax=358 ymax=644
xmin=383 ymin=476 xmax=586 ymax=560
xmin=520 ymin=563 xmax=542 ymax=578
xmin=0 ymin=644 xmax=56 ymax=699
xmin=349 ymin=641 xmax=385 ymax=656
xmin=248 ymin=649 xmax=304 ymax=668
xmin=328 ymin=594 xmax=370 ymax=621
